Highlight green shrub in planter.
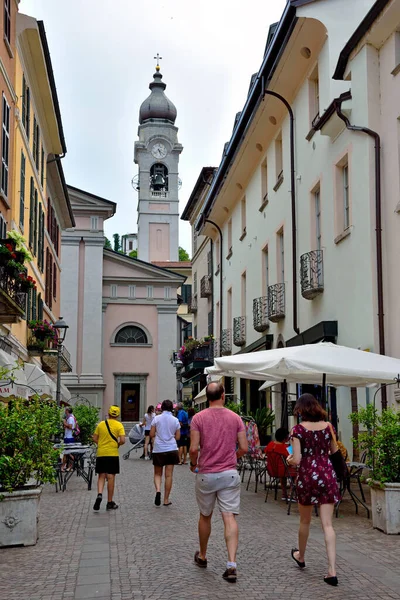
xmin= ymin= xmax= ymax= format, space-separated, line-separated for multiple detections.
xmin=350 ymin=405 xmax=400 ymax=485
xmin=72 ymin=404 xmax=100 ymax=445
xmin=0 ymin=397 xmax=60 ymax=495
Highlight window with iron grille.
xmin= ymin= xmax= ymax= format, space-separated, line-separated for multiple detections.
xmin=22 ymin=75 xmax=30 ymax=139
xmin=1 ymin=94 xmax=10 ymax=198
xmin=19 ymin=152 xmax=26 ymax=228
xmin=4 ymin=0 xmax=11 ymax=45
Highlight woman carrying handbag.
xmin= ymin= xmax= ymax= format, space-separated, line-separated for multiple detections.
xmin=287 ymin=393 xmax=341 ymax=587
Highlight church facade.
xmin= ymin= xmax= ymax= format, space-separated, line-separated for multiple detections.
xmin=61 ymin=66 xmax=185 ymax=422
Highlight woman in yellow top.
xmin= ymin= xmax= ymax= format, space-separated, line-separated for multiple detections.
xmin=92 ymin=405 xmax=126 ymax=511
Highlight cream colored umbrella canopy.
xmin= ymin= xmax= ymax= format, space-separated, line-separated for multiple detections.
xmin=206 ymin=342 xmax=400 ymax=388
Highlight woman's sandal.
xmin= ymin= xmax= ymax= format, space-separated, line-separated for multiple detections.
xmin=324 ymin=576 xmax=338 ymax=586
xmin=291 ymin=548 xmax=306 ymax=568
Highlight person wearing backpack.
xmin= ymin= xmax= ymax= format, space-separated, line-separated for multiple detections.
xmin=176 ymin=402 xmax=189 ymax=465
xmin=92 ymin=405 xmax=126 ymax=511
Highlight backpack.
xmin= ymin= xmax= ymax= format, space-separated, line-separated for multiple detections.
xmin=71 ymin=416 xmax=81 ymax=440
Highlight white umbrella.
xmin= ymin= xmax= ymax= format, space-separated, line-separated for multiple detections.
xmin=24 ymin=363 xmax=55 ymax=397
xmin=207 ymin=342 xmax=400 ymax=388
xmin=0 ymin=350 xmax=29 ymax=400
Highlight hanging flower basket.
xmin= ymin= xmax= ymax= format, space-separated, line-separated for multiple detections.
xmin=28 ymin=320 xmax=57 ymax=341
xmin=18 ymin=273 xmax=36 ymax=291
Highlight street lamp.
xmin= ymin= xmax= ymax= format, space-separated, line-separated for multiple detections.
xmin=53 ymin=317 xmax=69 ymax=407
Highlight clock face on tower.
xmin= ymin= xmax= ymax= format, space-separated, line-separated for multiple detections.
xmin=151 ymin=143 xmax=167 ymax=159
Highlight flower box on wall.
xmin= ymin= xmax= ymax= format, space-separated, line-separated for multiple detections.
xmin=0 ymin=487 xmax=42 ymax=547
xmin=370 ymin=482 xmax=400 ymax=535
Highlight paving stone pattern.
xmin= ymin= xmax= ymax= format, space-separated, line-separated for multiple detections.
xmin=1 ymin=453 xmax=400 ymax=600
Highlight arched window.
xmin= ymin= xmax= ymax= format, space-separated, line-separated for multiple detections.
xmin=115 ymin=326 xmax=148 ymax=345
xmin=150 ymin=163 xmax=168 ymax=192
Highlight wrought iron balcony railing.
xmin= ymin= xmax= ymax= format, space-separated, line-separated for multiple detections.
xmin=188 ymin=295 xmax=198 ymax=313
xmin=268 ymin=283 xmax=285 ymax=322
xmin=0 ymin=265 xmax=27 ymax=324
xmin=300 ymin=250 xmax=324 ymax=300
xmin=213 ymin=339 xmax=219 ymax=358
xmin=233 ymin=316 xmax=246 ymax=347
xmin=200 ymin=275 xmax=212 ymax=298
xmin=221 ymin=329 xmax=232 ymax=355
xmin=184 ymin=343 xmax=214 ymax=365
xmin=253 ymin=296 xmax=269 ymax=332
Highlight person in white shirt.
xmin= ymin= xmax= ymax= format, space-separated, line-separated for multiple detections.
xmin=150 ymin=399 xmax=180 ymax=506
xmin=140 ymin=405 xmax=155 ymax=460
xmin=61 ymin=407 xmax=76 ymax=471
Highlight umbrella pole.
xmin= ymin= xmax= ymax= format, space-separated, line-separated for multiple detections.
xmin=321 ymin=373 xmax=326 ymax=410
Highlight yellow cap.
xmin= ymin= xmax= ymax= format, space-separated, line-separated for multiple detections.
xmin=109 ymin=405 xmax=120 ymax=417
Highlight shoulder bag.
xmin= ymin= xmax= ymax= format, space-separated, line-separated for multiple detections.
xmin=105 ymin=420 xmax=119 ymax=446
xmin=328 ymin=423 xmax=348 ymax=482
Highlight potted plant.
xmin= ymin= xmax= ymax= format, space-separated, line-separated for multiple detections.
xmin=5 ymin=232 xmax=32 ymax=264
xmin=0 ymin=242 xmax=16 ymax=266
xmin=28 ymin=320 xmax=57 ymax=342
xmin=250 ymin=407 xmax=275 ymax=446
xmin=350 ymin=405 xmax=400 ymax=534
xmin=18 ymin=273 xmax=36 ymax=291
xmin=5 ymin=259 xmax=25 ymax=277
xmin=0 ymin=389 xmax=60 ymax=547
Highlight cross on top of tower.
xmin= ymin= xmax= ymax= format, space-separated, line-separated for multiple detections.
xmin=154 ymin=53 xmax=162 ymax=71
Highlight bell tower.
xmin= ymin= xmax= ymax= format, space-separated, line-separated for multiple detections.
xmin=134 ymin=58 xmax=183 ymax=263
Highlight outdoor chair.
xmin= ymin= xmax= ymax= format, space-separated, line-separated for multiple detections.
xmin=245 ymin=448 xmax=265 ymax=493
xmin=264 ymin=451 xmax=286 ymax=503
xmin=348 ymin=450 xmax=368 ymax=502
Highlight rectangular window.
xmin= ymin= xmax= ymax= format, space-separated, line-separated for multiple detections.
xmin=194 ymin=325 xmax=197 ymax=340
xmin=315 ymin=187 xmax=321 ymax=250
xmin=147 ymin=285 xmax=153 ymax=299
xmin=90 ymin=216 xmax=98 ymax=231
xmin=1 ymin=94 xmax=10 ymax=198
xmin=277 ymin=229 xmax=284 ymax=283
xmin=129 ymin=241 xmax=133 ymax=250
xmin=37 ymin=293 xmax=43 ymax=321
xmin=309 ymin=64 xmax=320 ymax=126
xmin=208 ymin=311 xmax=213 ymax=336
xmin=275 ymin=132 xmax=283 ymax=184
xmin=53 ymin=262 xmax=57 ymax=299
xmin=181 ymin=284 xmax=191 ymax=304
xmin=40 ymin=147 xmax=45 ymax=187
xmin=32 ymin=116 xmax=37 ymax=167
xmin=193 ymin=228 xmax=198 ymax=255
xmin=343 ymin=164 xmax=350 ymax=230
xmin=40 ymin=210 xmax=45 ymax=270
xmin=193 ymin=272 xmax=197 ymax=296
xmin=29 ymin=177 xmax=34 ymax=248
xmin=262 ymin=246 xmax=269 ymax=296
xmin=129 ymin=285 xmax=136 ymax=299
xmin=45 ymin=248 xmax=50 ymax=307
xmin=227 ymin=220 xmax=232 ymax=257
xmin=164 ymin=286 xmax=171 ymax=300
xmin=0 ymin=212 xmax=6 ymax=237
xmin=111 ymin=284 xmax=118 ymax=298
xmin=240 ymin=197 xmax=246 ymax=238
xmin=32 ymin=287 xmax=37 ymax=321
xmin=38 ymin=203 xmax=43 ymax=270
xmin=4 ymin=0 xmax=11 ymax=45
xmin=33 ymin=189 xmax=38 ymax=256
xmin=22 ymin=76 xmax=30 ymax=139
xmin=19 ymin=152 xmax=26 ymax=228
xmin=261 ymin=159 xmax=268 ymax=207
xmin=26 ymin=288 xmax=32 ymax=322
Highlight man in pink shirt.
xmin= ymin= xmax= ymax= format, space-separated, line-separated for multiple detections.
xmin=189 ymin=382 xmax=247 ymax=583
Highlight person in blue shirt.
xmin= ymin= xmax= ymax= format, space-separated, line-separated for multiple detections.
xmin=176 ymin=402 xmax=189 ymax=465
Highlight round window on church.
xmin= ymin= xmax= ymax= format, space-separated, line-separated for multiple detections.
xmin=115 ymin=326 xmax=148 ymax=345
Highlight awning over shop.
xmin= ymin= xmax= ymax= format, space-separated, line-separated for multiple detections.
xmin=0 ymin=350 xmax=28 ymax=400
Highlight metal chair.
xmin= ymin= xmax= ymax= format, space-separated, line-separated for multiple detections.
xmin=264 ymin=451 xmax=286 ymax=503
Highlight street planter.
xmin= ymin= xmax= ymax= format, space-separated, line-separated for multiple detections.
xmin=370 ymin=482 xmax=400 ymax=535
xmin=0 ymin=487 xmax=42 ymax=547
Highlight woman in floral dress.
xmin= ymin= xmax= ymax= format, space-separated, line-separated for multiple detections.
xmin=287 ymin=394 xmax=340 ymax=587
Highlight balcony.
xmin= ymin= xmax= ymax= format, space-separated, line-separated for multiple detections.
xmin=268 ymin=283 xmax=285 ymax=322
xmin=180 ymin=342 xmax=214 ymax=377
xmin=200 ymin=276 xmax=212 ymax=298
xmin=188 ymin=295 xmax=198 ymax=313
xmin=27 ymin=336 xmax=72 ymax=373
xmin=233 ymin=316 xmax=246 ymax=347
xmin=300 ymin=250 xmax=324 ymax=300
xmin=221 ymin=329 xmax=232 ymax=355
xmin=0 ymin=265 xmax=27 ymax=324
xmin=253 ymin=296 xmax=269 ymax=332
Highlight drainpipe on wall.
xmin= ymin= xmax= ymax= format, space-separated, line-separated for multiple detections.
xmin=262 ymin=87 xmax=300 ymax=337
xmin=333 ymin=97 xmax=387 ymax=409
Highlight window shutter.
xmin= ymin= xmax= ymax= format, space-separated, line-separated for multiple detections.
xmin=37 ymin=293 xmax=43 ymax=320
xmin=32 ymin=288 xmax=37 ymax=321
xmin=32 ymin=116 xmax=37 ymax=165
xmin=19 ymin=152 xmax=25 ymax=228
xmin=22 ymin=75 xmax=26 ymax=127
xmin=29 ymin=177 xmax=34 ymax=248
xmin=33 ymin=189 xmax=38 ymax=255
xmin=41 ymin=147 xmax=44 ymax=187
xmin=38 ymin=203 xmax=42 ymax=270
xmin=40 ymin=210 xmax=45 ymax=271
xmin=26 ymin=87 xmax=30 ymax=140
xmin=56 ymin=224 xmax=59 ymax=255
xmin=48 ymin=259 xmax=53 ymax=309
xmin=208 ymin=311 xmax=213 ymax=336
xmin=53 ymin=262 xmax=57 ymax=299
xmin=45 ymin=248 xmax=50 ymax=306
xmin=26 ymin=288 xmax=32 ymax=322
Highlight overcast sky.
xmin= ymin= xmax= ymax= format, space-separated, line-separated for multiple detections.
xmin=19 ymin=0 xmax=287 ymax=255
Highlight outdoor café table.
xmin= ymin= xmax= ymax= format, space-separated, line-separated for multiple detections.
xmin=335 ymin=460 xmax=370 ymax=519
xmin=54 ymin=443 xmax=95 ymax=492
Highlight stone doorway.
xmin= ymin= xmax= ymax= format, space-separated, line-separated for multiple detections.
xmin=121 ymin=383 xmax=140 ymax=421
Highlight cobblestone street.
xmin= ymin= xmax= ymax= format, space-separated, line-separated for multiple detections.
xmin=1 ymin=453 xmax=400 ymax=600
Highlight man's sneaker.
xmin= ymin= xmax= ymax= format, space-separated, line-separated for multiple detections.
xmin=144 ymin=456 xmax=150 ymax=460
xmin=106 ymin=501 xmax=118 ymax=510
xmin=222 ymin=567 xmax=237 ymax=583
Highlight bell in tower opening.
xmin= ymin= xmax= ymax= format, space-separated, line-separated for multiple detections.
xmin=150 ymin=163 xmax=168 ymax=193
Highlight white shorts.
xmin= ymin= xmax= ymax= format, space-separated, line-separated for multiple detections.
xmin=195 ymin=470 xmax=241 ymax=516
